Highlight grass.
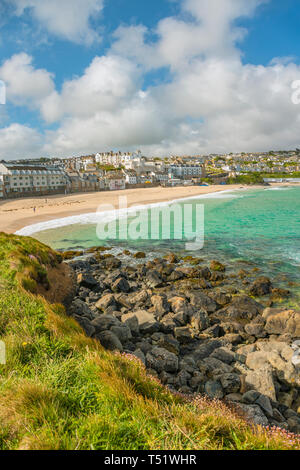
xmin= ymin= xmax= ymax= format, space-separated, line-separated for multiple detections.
xmin=0 ymin=232 xmax=299 ymax=450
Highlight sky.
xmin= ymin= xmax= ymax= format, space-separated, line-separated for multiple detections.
xmin=0 ymin=0 xmax=300 ymax=160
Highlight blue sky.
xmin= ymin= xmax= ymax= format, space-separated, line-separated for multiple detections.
xmin=0 ymin=0 xmax=300 ymax=159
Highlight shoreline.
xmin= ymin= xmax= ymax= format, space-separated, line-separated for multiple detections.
xmin=0 ymin=184 xmax=247 ymax=235
xmin=0 ymin=182 xmax=297 ymax=236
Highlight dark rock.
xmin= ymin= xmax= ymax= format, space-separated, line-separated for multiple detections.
xmin=146 ymin=347 xmax=179 ymax=373
xmin=202 ymin=325 xmax=221 ymax=338
xmin=91 ymin=315 xmax=120 ymax=333
xmin=145 ymin=270 xmax=163 ymax=288
xmin=236 ymin=404 xmax=269 ymax=426
xmin=211 ymin=347 xmax=236 ymax=364
xmin=190 ymin=311 xmax=210 ymax=332
xmin=151 ymin=294 xmax=170 ymax=318
xmin=220 ymin=373 xmax=241 ymax=394
xmin=111 ymin=276 xmax=130 ymax=293
xmin=96 ymin=330 xmax=123 ymax=352
xmin=249 ymin=276 xmax=272 ymax=296
xmin=255 ymin=395 xmax=273 ymax=417
xmin=77 ymin=272 xmax=98 ymax=289
xmin=242 ymin=390 xmax=260 ymax=404
xmin=121 ymin=313 xmax=140 ymax=335
xmin=219 ymin=295 xmax=263 ymax=321
xmin=68 ymin=299 xmax=93 ymax=319
xmin=158 ymin=334 xmax=180 ymax=355
xmin=110 ymin=325 xmax=132 ymax=343
xmin=103 ymin=257 xmax=122 ymax=270
xmin=132 ymin=349 xmax=146 ymax=365
xmin=174 ymin=327 xmax=194 ymax=344
xmin=188 ymin=291 xmax=217 ymax=314
xmin=193 ymin=339 xmax=222 ymax=361
xmin=73 ymin=315 xmax=96 ymax=337
xmin=205 ymin=380 xmax=224 ymax=399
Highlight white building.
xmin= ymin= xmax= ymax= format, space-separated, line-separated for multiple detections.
xmin=0 ymin=163 xmax=68 ymax=197
xmin=168 ymin=164 xmax=204 ymax=179
xmin=123 ymin=170 xmax=137 ymax=185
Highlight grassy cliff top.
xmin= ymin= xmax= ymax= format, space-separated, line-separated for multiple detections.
xmin=0 ymin=232 xmax=298 ymax=450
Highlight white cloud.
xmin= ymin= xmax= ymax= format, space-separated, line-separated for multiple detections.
xmin=0 ymin=124 xmax=42 ymax=159
xmin=0 ymin=53 xmax=54 ymax=108
xmin=41 ymin=55 xmax=141 ymax=123
xmin=2 ymin=0 xmax=300 ymax=159
xmin=12 ymin=0 xmax=104 ymax=45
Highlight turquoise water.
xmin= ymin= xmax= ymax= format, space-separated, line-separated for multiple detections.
xmin=33 ymin=186 xmax=300 ymax=286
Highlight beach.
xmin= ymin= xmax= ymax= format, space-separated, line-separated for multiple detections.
xmin=0 ymin=184 xmax=249 ymax=234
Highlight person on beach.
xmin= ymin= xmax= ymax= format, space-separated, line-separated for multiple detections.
xmin=33 ymin=206 xmax=36 ymax=213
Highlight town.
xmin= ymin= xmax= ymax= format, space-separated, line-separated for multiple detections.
xmin=0 ymin=149 xmax=300 ymax=199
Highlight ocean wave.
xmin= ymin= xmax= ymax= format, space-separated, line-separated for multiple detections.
xmin=15 ymin=189 xmax=244 ymax=236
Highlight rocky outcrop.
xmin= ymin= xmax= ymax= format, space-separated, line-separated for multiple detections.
xmin=66 ymin=252 xmax=300 ymax=434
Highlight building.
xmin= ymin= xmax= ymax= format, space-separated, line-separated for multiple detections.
xmin=168 ymin=164 xmax=204 ymax=179
xmin=123 ymin=170 xmax=137 ymax=185
xmin=105 ymin=172 xmax=126 ymax=191
xmin=0 ymin=163 xmax=68 ymax=198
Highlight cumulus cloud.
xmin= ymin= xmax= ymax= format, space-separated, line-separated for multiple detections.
xmin=0 ymin=124 xmax=42 ymax=159
xmin=11 ymin=0 xmax=104 ymax=45
xmin=0 ymin=53 xmax=54 ymax=108
xmin=2 ymin=0 xmax=300 ymax=159
xmin=41 ymin=55 xmax=141 ymax=123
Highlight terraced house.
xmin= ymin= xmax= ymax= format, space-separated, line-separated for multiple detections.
xmin=0 ymin=162 xmax=68 ymax=198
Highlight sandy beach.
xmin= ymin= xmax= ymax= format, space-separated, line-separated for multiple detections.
xmin=0 ymin=184 xmax=252 ymax=234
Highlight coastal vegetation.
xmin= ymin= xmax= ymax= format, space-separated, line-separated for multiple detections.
xmin=0 ymin=233 xmax=299 ymax=450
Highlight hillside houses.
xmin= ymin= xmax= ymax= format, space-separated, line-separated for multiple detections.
xmin=0 ymin=150 xmax=206 ymax=199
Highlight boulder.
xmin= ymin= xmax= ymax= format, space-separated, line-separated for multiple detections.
xmin=133 ymin=309 xmax=160 ymax=335
xmin=244 ymin=323 xmax=267 ymax=338
xmin=219 ymin=295 xmax=263 ymax=321
xmin=193 ymin=339 xmax=222 ymax=361
xmin=249 ymin=276 xmax=272 ymax=296
xmin=145 ymin=270 xmax=163 ymax=288
xmin=174 ymin=327 xmax=194 ymax=344
xmin=245 ymin=365 xmax=277 ymax=401
xmin=73 ymin=315 xmax=95 ymax=337
xmin=188 ymin=291 xmax=217 ymax=314
xmin=103 ymin=257 xmax=121 ymax=270
xmin=211 ymin=347 xmax=236 ymax=364
xmin=190 ymin=311 xmax=210 ymax=332
xmin=96 ymin=330 xmax=123 ymax=352
xmin=151 ymin=294 xmax=170 ymax=318
xmin=91 ymin=315 xmax=120 ymax=333
xmin=236 ymin=404 xmax=269 ymax=426
xmin=68 ymin=299 xmax=93 ymax=319
xmin=95 ymin=294 xmax=117 ymax=312
xmin=205 ymin=380 xmax=224 ymax=399
xmin=203 ymin=357 xmax=233 ymax=375
xmin=158 ymin=334 xmax=180 ymax=355
xmin=110 ymin=325 xmax=132 ymax=343
xmin=111 ymin=277 xmax=130 ymax=293
xmin=210 ymin=260 xmax=226 ymax=272
xmin=146 ymin=347 xmax=179 ymax=373
xmin=220 ymin=373 xmax=241 ymax=394
xmin=121 ymin=313 xmax=140 ymax=335
xmin=77 ymin=272 xmax=98 ymax=289
xmin=132 ymin=349 xmax=146 ymax=365
xmin=265 ymin=309 xmax=300 ymax=338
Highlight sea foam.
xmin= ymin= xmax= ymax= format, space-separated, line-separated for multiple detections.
xmin=15 ymin=189 xmax=240 ymax=236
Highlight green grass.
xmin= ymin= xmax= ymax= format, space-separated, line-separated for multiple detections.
xmin=0 ymin=232 xmax=299 ymax=450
